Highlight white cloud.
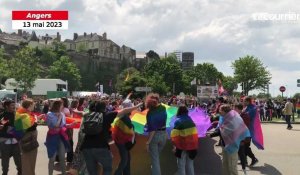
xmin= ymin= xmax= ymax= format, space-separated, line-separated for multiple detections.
xmin=34 ymin=0 xmax=66 ymax=9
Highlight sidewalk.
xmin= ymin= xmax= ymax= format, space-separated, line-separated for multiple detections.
xmin=261 ymin=116 xmax=300 ymax=124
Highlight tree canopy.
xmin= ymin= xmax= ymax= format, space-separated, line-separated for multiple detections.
xmin=49 ymin=56 xmax=82 ymax=91
xmin=6 ymin=47 xmax=41 ymax=92
xmin=232 ymin=55 xmax=271 ymax=95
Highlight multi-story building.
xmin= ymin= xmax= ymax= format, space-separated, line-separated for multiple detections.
xmin=182 ymin=52 xmax=194 ymax=70
xmin=173 ymin=50 xmax=182 ymax=62
xmin=63 ymin=32 xmax=135 ymax=62
xmin=0 ymin=29 xmax=61 ymax=49
xmin=28 ymin=31 xmax=61 ymax=49
xmin=134 ymin=52 xmax=147 ymax=70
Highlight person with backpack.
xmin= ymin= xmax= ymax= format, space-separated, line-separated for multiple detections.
xmin=80 ymin=100 xmax=142 ymax=175
xmin=171 ymin=105 xmax=198 ymax=175
xmin=112 ymin=99 xmax=136 ymax=175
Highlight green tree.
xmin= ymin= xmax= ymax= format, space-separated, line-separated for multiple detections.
xmin=116 ymin=68 xmax=147 ymax=96
xmin=38 ymin=47 xmax=58 ymax=66
xmin=7 ymin=47 xmax=41 ymax=92
xmin=52 ymin=41 xmax=67 ymax=58
xmin=49 ymin=56 xmax=82 ymax=91
xmin=257 ymin=93 xmax=271 ymax=99
xmin=232 ymin=55 xmax=271 ymax=95
xmin=0 ymin=48 xmax=8 ymax=88
xmin=194 ymin=63 xmax=223 ymax=85
xmin=144 ymin=56 xmax=183 ymax=94
xmin=146 ymin=50 xmax=160 ymax=60
xmin=222 ymin=76 xmax=238 ymax=95
xmin=293 ymin=93 xmax=300 ymax=99
xmin=147 ymin=72 xmax=169 ymax=95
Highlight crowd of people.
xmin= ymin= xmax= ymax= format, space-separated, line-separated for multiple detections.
xmin=0 ymin=93 xmax=297 ymax=175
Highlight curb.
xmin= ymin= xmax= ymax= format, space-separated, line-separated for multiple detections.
xmin=261 ymin=121 xmax=300 ymax=124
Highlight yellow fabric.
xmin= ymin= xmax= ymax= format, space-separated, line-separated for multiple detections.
xmin=113 ymin=118 xmax=134 ymax=135
xmin=171 ymin=127 xmax=198 ymax=137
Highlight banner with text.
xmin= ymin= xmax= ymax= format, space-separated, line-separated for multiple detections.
xmin=12 ymin=10 xmax=68 ymax=30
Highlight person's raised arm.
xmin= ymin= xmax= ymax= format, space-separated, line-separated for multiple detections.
xmin=117 ymin=103 xmax=143 ymax=118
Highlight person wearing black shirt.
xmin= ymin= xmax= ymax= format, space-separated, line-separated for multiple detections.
xmin=0 ymin=100 xmax=22 ymax=175
xmin=80 ymin=100 xmax=142 ymax=175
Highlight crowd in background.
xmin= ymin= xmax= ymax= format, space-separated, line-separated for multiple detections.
xmin=0 ymin=93 xmax=299 ymax=175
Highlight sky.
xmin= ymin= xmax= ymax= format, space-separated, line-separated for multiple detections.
xmin=1 ymin=0 xmax=300 ymax=97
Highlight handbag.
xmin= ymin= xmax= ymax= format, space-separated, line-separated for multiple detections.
xmin=20 ymin=131 xmax=39 ymax=153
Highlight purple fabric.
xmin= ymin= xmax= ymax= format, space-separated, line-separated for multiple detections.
xmin=167 ymin=108 xmax=211 ymax=138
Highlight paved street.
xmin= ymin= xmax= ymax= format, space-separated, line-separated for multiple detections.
xmin=7 ymin=123 xmax=300 ymax=175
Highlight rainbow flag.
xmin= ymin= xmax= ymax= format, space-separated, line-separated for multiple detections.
xmin=130 ymin=104 xmax=211 ymax=137
xmin=129 ymin=104 xmax=178 ymax=134
xmin=65 ymin=117 xmax=82 ymax=129
xmin=14 ymin=108 xmax=35 ymax=132
xmin=111 ymin=116 xmax=135 ymax=144
xmin=297 ymin=103 xmax=300 ymax=113
xmin=130 ymin=109 xmax=148 ymax=134
xmin=171 ymin=115 xmax=198 ymax=150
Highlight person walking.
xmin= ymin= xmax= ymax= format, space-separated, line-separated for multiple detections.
xmin=15 ymin=99 xmax=40 ymax=175
xmin=81 ymin=100 xmax=142 ymax=175
xmin=234 ymin=103 xmax=251 ymax=175
xmin=283 ymin=98 xmax=294 ymax=130
xmin=144 ymin=93 xmax=168 ymax=175
xmin=244 ymin=97 xmax=262 ymax=167
xmin=0 ymin=100 xmax=22 ymax=175
xmin=45 ymin=100 xmax=78 ymax=175
xmin=208 ymin=105 xmax=250 ymax=175
xmin=171 ymin=106 xmax=198 ymax=175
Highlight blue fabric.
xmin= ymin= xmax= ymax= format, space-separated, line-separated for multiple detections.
xmin=46 ymin=112 xmax=66 ymax=129
xmin=245 ymin=104 xmax=257 ymax=137
xmin=225 ymin=129 xmax=251 ymax=154
xmin=145 ymin=105 xmax=167 ymax=132
xmin=45 ymin=133 xmax=70 ymax=158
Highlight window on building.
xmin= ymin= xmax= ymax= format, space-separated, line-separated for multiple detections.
xmin=92 ymin=42 xmax=94 ymax=47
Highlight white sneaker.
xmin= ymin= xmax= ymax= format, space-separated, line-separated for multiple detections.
xmin=243 ymin=169 xmax=247 ymax=175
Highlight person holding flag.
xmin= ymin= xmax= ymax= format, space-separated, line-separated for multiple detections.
xmin=208 ymin=105 xmax=250 ymax=175
xmin=243 ymin=96 xmax=264 ymax=167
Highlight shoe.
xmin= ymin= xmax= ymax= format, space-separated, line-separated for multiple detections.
xmin=242 ymin=169 xmax=247 ymax=175
xmin=250 ymin=158 xmax=258 ymax=167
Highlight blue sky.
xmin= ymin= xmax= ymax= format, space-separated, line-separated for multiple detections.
xmin=1 ymin=0 xmax=300 ymax=97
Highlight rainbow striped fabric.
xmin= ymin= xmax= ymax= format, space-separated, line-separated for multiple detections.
xmin=129 ymin=104 xmax=177 ymax=134
xmin=130 ymin=104 xmax=211 ymax=137
xmin=111 ymin=115 xmax=135 ymax=144
xmin=171 ymin=115 xmax=198 ymax=150
xmin=14 ymin=108 xmax=35 ymax=132
xmin=296 ymin=103 xmax=300 ymax=113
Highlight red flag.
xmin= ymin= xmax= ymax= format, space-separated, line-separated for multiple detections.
xmin=218 ymin=79 xmax=225 ymax=96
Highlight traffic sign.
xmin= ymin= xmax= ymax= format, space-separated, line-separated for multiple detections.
xmin=279 ymin=86 xmax=286 ymax=92
xmin=134 ymin=87 xmax=152 ymax=92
